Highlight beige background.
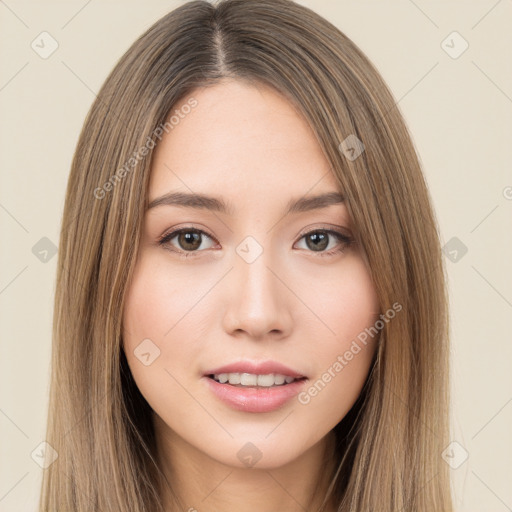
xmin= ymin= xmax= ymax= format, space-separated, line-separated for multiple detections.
xmin=1 ymin=1 xmax=511 ymax=510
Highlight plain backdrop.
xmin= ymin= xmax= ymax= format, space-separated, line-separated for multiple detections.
xmin=1 ymin=1 xmax=511 ymax=510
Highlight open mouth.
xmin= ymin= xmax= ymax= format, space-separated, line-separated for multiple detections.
xmin=207 ymin=373 xmax=307 ymax=388
xmin=203 ymin=370 xmax=309 ymax=413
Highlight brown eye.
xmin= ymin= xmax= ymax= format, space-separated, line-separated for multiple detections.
xmin=304 ymin=231 xmax=329 ymax=251
xmin=176 ymin=231 xmax=202 ymax=251
xmin=158 ymin=228 xmax=215 ymax=253
xmin=295 ymin=229 xmax=353 ymax=256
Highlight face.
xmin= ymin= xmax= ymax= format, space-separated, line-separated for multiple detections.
xmin=122 ymin=79 xmax=380 ymax=470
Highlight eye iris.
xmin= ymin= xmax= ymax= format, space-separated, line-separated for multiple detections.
xmin=306 ymin=232 xmax=328 ymax=251
xmin=178 ymin=231 xmax=201 ymax=251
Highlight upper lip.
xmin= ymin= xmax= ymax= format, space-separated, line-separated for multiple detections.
xmin=204 ymin=360 xmax=307 ymax=379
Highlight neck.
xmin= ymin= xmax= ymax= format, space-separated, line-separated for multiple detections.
xmin=153 ymin=414 xmax=339 ymax=512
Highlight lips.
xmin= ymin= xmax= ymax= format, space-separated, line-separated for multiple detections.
xmin=203 ymin=360 xmax=307 ymax=379
xmin=204 ymin=376 xmax=307 ymax=413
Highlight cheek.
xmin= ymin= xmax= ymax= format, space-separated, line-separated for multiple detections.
xmin=123 ymin=252 xmax=208 ymax=343
xmin=304 ymin=253 xmax=380 ymax=347
xmin=121 ymin=255 xmax=203 ymax=403
xmin=295 ymin=255 xmax=380 ymax=416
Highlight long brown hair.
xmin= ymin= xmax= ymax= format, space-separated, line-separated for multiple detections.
xmin=40 ymin=1 xmax=453 ymax=510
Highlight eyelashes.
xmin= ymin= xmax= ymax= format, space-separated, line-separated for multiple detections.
xmin=294 ymin=229 xmax=353 ymax=256
xmin=157 ymin=226 xmax=354 ymax=259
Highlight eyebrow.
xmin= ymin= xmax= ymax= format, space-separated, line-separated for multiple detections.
xmin=146 ymin=190 xmax=345 ymax=216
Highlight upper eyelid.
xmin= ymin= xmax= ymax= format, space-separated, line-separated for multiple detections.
xmin=158 ymin=226 xmax=217 ymax=244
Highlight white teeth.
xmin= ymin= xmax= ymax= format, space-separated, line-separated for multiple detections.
xmin=274 ymin=374 xmax=285 ymax=385
xmin=228 ymin=373 xmax=240 ymax=385
xmin=240 ymin=373 xmax=257 ymax=386
xmin=257 ymin=374 xmax=275 ymax=387
xmin=212 ymin=372 xmax=300 ymax=387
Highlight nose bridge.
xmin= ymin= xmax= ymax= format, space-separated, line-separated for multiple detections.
xmin=237 ymin=240 xmax=277 ymax=304
xmin=222 ymin=235 xmax=291 ymax=338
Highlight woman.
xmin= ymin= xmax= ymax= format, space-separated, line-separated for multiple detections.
xmin=40 ymin=0 xmax=453 ymax=510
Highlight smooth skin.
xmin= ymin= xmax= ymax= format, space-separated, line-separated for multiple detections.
xmin=122 ymin=79 xmax=380 ymax=512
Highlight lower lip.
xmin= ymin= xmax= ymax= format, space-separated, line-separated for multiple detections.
xmin=203 ymin=376 xmax=308 ymax=413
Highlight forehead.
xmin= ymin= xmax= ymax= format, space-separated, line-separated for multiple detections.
xmin=148 ymin=79 xmax=340 ymax=204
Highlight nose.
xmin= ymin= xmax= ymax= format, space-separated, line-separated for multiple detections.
xmin=222 ymin=245 xmax=293 ymax=341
